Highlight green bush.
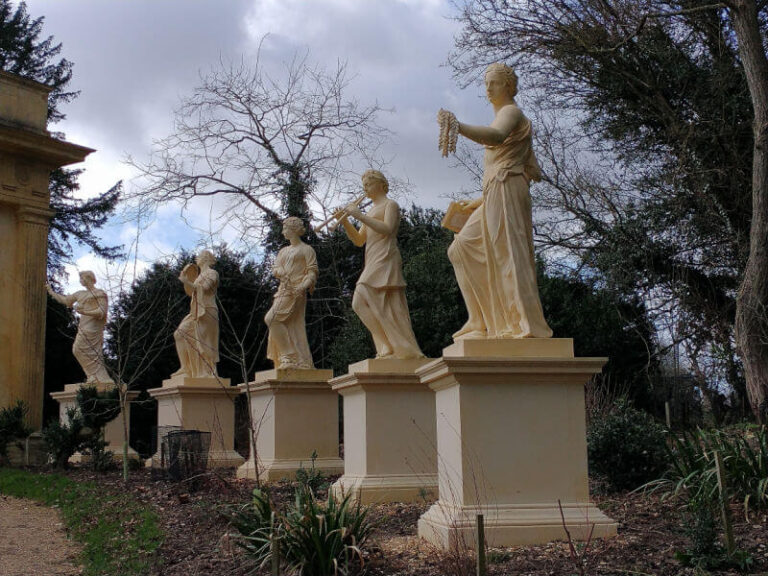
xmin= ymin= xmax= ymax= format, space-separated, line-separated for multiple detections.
xmin=77 ymin=386 xmax=120 ymax=430
xmin=0 ymin=401 xmax=31 ymax=458
xmin=587 ymin=399 xmax=669 ymax=490
xmin=230 ymin=486 xmax=372 ymax=576
xmin=43 ymin=407 xmax=85 ymax=468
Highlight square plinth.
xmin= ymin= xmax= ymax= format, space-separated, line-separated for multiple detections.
xmin=147 ymin=376 xmax=244 ymax=469
xmin=330 ymin=357 xmax=438 ymax=504
xmin=416 ymin=340 xmax=617 ymax=548
xmin=237 ymin=368 xmax=343 ymax=481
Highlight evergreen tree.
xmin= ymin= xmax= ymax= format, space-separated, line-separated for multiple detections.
xmin=0 ymin=0 xmax=121 ymax=279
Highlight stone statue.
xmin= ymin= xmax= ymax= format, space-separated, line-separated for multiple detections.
xmin=439 ymin=63 xmax=553 ymax=340
xmin=46 ymin=271 xmax=113 ymax=384
xmin=337 ymin=170 xmax=424 ymax=359
xmin=172 ymin=249 xmax=220 ymax=378
xmin=265 ymin=217 xmax=318 ymax=369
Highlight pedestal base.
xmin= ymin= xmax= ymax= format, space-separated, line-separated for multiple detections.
xmin=50 ymin=382 xmax=140 ymax=462
xmin=330 ymin=358 xmax=438 ymax=504
xmin=237 ymin=368 xmax=343 ymax=481
xmin=416 ymin=339 xmax=617 ymax=548
xmin=418 ymin=501 xmax=618 ymax=549
xmin=147 ymin=375 xmax=244 ymax=469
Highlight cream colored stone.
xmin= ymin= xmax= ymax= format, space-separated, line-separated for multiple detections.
xmin=336 ymin=170 xmax=423 ymax=359
xmin=49 ymin=383 xmax=139 ymax=462
xmin=416 ymin=339 xmax=617 ymax=548
xmin=237 ymin=368 xmax=343 ymax=481
xmin=147 ymin=376 xmax=244 ymax=468
xmin=440 ymin=64 xmax=552 ymax=340
xmin=0 ymin=71 xmax=93 ymax=429
xmin=172 ymin=250 xmax=220 ymax=379
xmin=265 ymin=217 xmax=318 ymax=370
xmin=46 ymin=272 xmax=113 ymax=385
xmin=330 ymin=357 xmax=437 ymax=504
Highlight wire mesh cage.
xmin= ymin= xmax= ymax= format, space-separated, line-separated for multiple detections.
xmin=150 ymin=425 xmax=181 ymax=481
xmin=150 ymin=426 xmax=211 ymax=487
xmin=165 ymin=430 xmax=211 ymax=485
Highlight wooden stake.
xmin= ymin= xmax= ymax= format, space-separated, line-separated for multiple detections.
xmin=476 ymin=514 xmax=486 ymax=576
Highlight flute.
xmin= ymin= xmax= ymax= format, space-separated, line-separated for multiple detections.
xmin=314 ymin=194 xmax=370 ymax=233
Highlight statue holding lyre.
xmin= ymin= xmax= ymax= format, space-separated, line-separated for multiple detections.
xmin=172 ymin=249 xmax=221 ymax=378
xmin=332 ymin=170 xmax=423 ymax=359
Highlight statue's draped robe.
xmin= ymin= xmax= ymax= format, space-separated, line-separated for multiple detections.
xmin=448 ymin=106 xmax=553 ymax=338
xmin=266 ymin=243 xmax=318 ymax=369
xmin=353 ymin=198 xmax=423 ymax=358
xmin=175 ymin=268 xmax=220 ymax=377
xmin=59 ymin=289 xmax=112 ymax=383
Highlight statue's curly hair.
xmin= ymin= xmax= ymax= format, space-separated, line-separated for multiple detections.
xmin=283 ymin=216 xmax=306 ymax=236
xmin=485 ymin=63 xmax=518 ymax=98
xmin=362 ymin=169 xmax=389 ymax=194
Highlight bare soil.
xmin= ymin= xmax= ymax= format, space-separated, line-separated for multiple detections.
xmin=16 ymin=468 xmax=768 ymax=575
xmin=0 ymin=494 xmax=82 ymax=576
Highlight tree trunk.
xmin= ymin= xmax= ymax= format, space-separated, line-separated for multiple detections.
xmin=730 ymin=0 xmax=768 ymax=422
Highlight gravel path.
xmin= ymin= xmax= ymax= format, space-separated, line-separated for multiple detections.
xmin=0 ymin=495 xmax=81 ymax=576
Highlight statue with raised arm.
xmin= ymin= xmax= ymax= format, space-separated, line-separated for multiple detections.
xmin=172 ymin=249 xmax=220 ymax=378
xmin=265 ymin=217 xmax=318 ymax=369
xmin=336 ymin=170 xmax=424 ymax=359
xmin=46 ymin=271 xmax=113 ymax=384
xmin=439 ymin=63 xmax=552 ymax=340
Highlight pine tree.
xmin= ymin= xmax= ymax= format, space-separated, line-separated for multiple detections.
xmin=0 ymin=0 xmax=121 ymax=279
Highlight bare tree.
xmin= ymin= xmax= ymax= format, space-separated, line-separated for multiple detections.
xmin=128 ymin=49 xmax=387 ymax=244
xmin=450 ymin=0 xmax=768 ymax=420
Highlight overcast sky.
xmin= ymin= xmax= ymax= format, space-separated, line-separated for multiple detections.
xmin=21 ymin=0 xmax=496 ymax=292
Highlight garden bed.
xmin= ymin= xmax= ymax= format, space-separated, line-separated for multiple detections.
xmin=6 ymin=466 xmax=763 ymax=576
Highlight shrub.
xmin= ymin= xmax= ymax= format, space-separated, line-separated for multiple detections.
xmin=0 ymin=401 xmax=31 ymax=459
xmin=77 ymin=385 xmax=120 ymax=430
xmin=587 ymin=399 xmax=669 ymax=491
xmin=43 ymin=407 xmax=85 ymax=468
xmin=230 ymin=486 xmax=372 ymax=576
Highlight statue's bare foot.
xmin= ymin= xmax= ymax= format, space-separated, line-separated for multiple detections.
xmin=170 ymin=368 xmax=186 ymax=378
xmin=453 ymin=321 xmax=486 ymax=340
xmin=376 ymin=346 xmax=394 ymax=359
xmin=499 ymin=328 xmax=523 ymax=338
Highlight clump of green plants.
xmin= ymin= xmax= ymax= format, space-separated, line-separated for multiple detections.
xmin=647 ymin=426 xmax=768 ymax=512
xmin=0 ymin=400 xmax=31 ymax=460
xmin=587 ymin=399 xmax=669 ymax=491
xmin=229 ymin=485 xmax=373 ymax=575
xmin=644 ymin=426 xmax=766 ymax=571
xmin=295 ymin=450 xmax=328 ymax=494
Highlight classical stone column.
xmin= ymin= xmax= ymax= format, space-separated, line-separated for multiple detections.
xmin=18 ymin=206 xmax=54 ymax=427
xmin=0 ymin=71 xmax=93 ymax=430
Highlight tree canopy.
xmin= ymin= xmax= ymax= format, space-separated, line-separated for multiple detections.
xmin=451 ymin=0 xmax=768 ymax=419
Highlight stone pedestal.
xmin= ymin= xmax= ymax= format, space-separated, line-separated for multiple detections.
xmin=0 ymin=71 xmax=93 ymax=429
xmin=50 ymin=382 xmax=140 ymax=462
xmin=237 ymin=368 xmax=343 ymax=481
xmin=147 ymin=375 xmax=244 ymax=468
xmin=416 ymin=339 xmax=617 ymax=549
xmin=330 ymin=358 xmax=438 ymax=504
